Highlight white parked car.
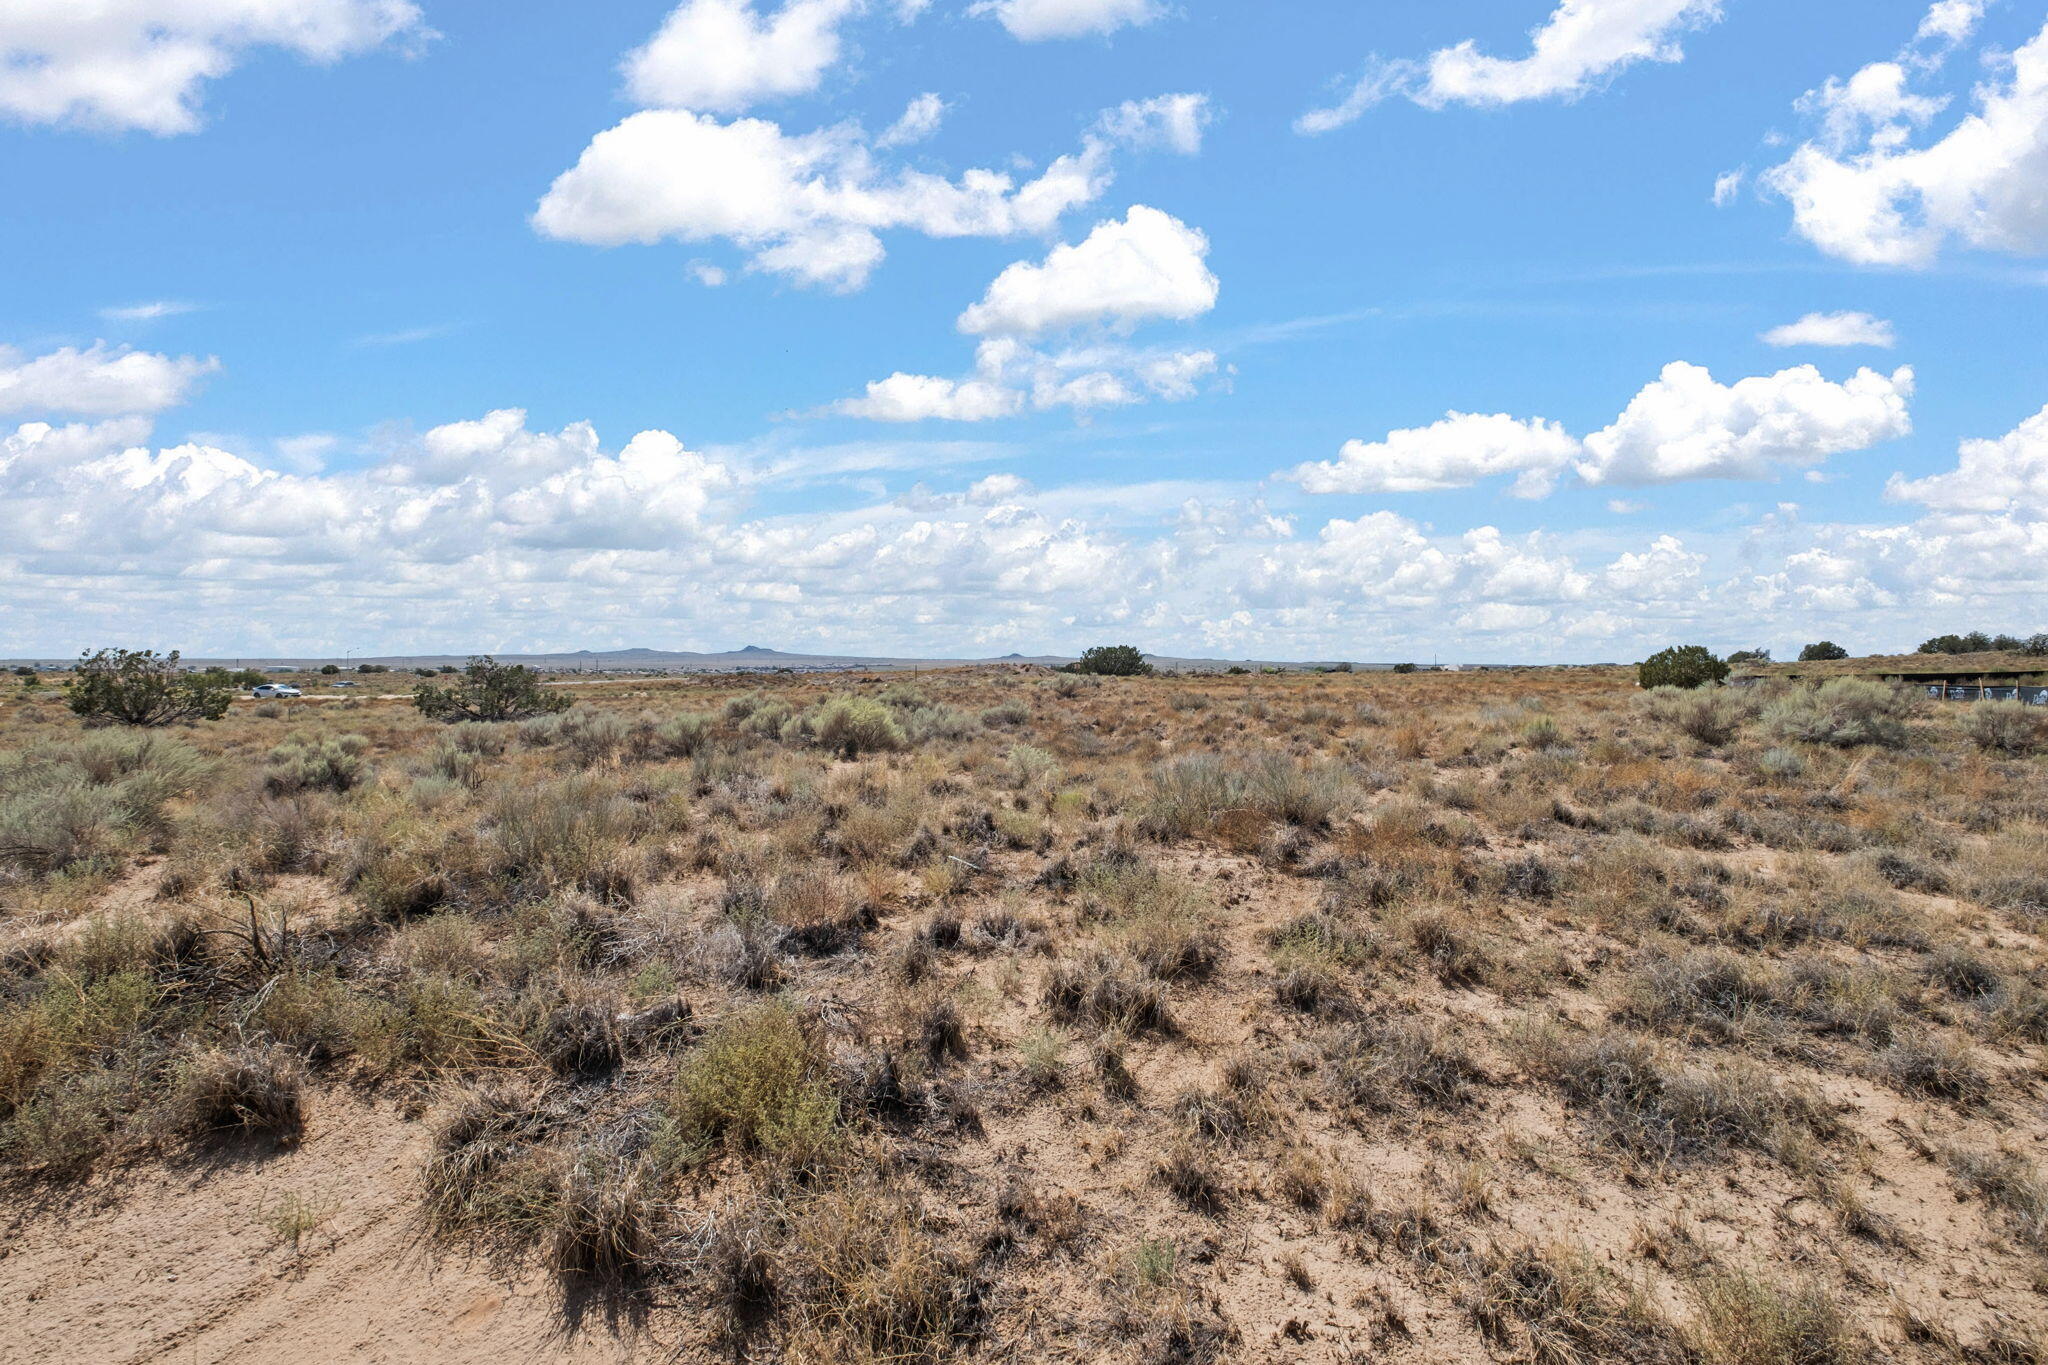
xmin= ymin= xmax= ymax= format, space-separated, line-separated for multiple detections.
xmin=252 ymin=683 xmax=301 ymax=699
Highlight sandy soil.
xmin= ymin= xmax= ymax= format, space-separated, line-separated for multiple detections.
xmin=1 ymin=1090 xmax=653 ymax=1365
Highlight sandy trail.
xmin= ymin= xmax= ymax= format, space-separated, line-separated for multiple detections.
xmin=1 ymin=1090 xmax=654 ymax=1365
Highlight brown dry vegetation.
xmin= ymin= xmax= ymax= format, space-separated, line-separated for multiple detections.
xmin=3 ymin=666 xmax=2046 ymax=1362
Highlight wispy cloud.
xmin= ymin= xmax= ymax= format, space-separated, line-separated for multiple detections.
xmin=354 ymin=323 xmax=463 ymax=347
xmin=99 ymin=300 xmax=203 ymax=322
xmin=741 ymin=437 xmax=1019 ymax=487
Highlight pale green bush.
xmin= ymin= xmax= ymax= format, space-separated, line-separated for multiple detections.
xmin=1763 ymin=679 xmax=1916 ymax=749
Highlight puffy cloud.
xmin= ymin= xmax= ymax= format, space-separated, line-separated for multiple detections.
xmin=1887 ymin=403 xmax=2048 ymax=514
xmin=1290 ymin=412 xmax=1581 ymax=499
xmin=0 ymin=343 xmax=218 ymax=417
xmin=830 ymin=341 xmax=1216 ymax=423
xmin=1760 ymin=311 xmax=1897 ymax=348
xmin=1810 ymin=62 xmax=1948 ymax=152
xmin=1576 ymin=362 xmax=1913 ymax=486
xmin=542 ymin=0 xmax=1198 ymax=291
xmin=1094 ymin=93 xmax=1210 ymax=155
xmin=1599 ymin=534 xmax=1703 ymax=594
xmin=1763 ymin=18 xmax=2048 ymax=266
xmin=7 ymin=390 xmax=2045 ymax=664
xmin=972 ymin=0 xmax=1163 ymax=42
xmin=622 ymin=0 xmax=860 ymax=113
xmin=1 ymin=408 xmax=735 ymax=567
xmin=1458 ymin=603 xmax=1553 ymax=632
xmin=1914 ymin=0 xmax=1984 ymax=55
xmin=831 ymin=373 xmax=1025 ymax=422
xmin=1711 ymin=168 xmax=1744 ymax=206
xmin=0 ymin=0 xmax=428 ymax=135
xmin=1422 ymin=0 xmax=1720 ymax=107
xmin=1296 ymin=0 xmax=1721 ymax=132
xmin=1134 ymin=349 xmax=1218 ymax=400
xmin=1295 ymin=363 xmax=1911 ymax=498
xmin=535 ymin=104 xmax=1166 ymax=290
xmin=832 ymin=209 xmax=1221 ymax=423
xmin=876 ymin=91 xmax=946 ymax=148
xmin=958 ymin=206 xmax=1218 ymax=337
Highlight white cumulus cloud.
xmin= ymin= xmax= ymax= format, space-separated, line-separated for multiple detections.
xmin=1290 ymin=412 xmax=1582 ymax=499
xmin=831 ymin=373 xmax=1025 ymax=422
xmin=958 ymin=205 xmax=1218 ymax=337
xmin=1577 ymin=361 xmax=1914 ymax=486
xmin=1294 ymin=362 xmax=1914 ymax=497
xmin=0 ymin=0 xmax=430 ymax=135
xmin=1763 ymin=16 xmax=2048 ymax=266
xmin=1760 ymin=311 xmax=1897 ymax=348
xmin=830 ymin=339 xmax=1218 ymax=423
xmin=622 ymin=0 xmax=861 ymax=113
xmin=972 ymin=0 xmax=1163 ymax=42
xmin=1296 ymin=0 xmax=1722 ymax=133
xmin=0 ymin=343 xmax=219 ymax=417
xmin=1887 ymin=403 xmax=2048 ymax=515
xmin=535 ymin=85 xmax=1207 ymax=292
xmin=533 ymin=109 xmax=1113 ymax=291
xmin=877 ymin=91 xmax=947 ymax=147
xmin=1423 ymin=0 xmax=1721 ymax=107
xmin=1094 ymin=93 xmax=1211 ymax=155
xmin=1914 ymin=0 xmax=1984 ymax=55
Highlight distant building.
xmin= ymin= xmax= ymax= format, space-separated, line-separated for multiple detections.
xmin=1733 ymin=651 xmax=2048 ymax=706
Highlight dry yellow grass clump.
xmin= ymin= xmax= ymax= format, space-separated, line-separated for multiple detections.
xmin=2 ymin=665 xmax=2046 ymax=1363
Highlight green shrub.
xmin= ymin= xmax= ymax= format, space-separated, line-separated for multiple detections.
xmin=668 ymin=1003 xmax=840 ymax=1166
xmin=488 ymin=775 xmax=643 ymax=895
xmin=67 ymin=648 xmax=232 ymax=726
xmin=264 ymin=733 xmax=371 ymax=795
xmin=1961 ymin=701 xmax=2044 ymax=755
xmin=1644 ymin=686 xmax=1753 ymax=746
xmin=1797 ymin=641 xmax=1849 ymax=661
xmin=414 ymin=656 xmax=570 ymax=723
xmin=811 ymin=697 xmax=907 ymax=759
xmin=655 ymin=712 xmax=714 ymax=756
xmin=1637 ymin=645 xmax=1729 ymax=691
xmin=1757 ymin=747 xmax=1805 ymax=778
xmin=1763 ymin=679 xmax=1915 ymax=749
xmin=1142 ymin=752 xmax=1347 ymax=836
xmin=1066 ymin=645 xmax=1153 ymax=677
xmin=1142 ymin=754 xmax=1235 ymax=839
xmin=1240 ymin=752 xmax=1347 ymax=828
xmin=0 ymin=734 xmax=209 ymax=879
xmin=1920 ymin=631 xmax=2046 ymax=656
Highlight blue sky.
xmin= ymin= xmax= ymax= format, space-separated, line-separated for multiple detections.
xmin=4 ymin=0 xmax=2047 ymax=661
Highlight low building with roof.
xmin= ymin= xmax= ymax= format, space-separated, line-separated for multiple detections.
xmin=1732 ymin=651 xmax=2048 ymax=705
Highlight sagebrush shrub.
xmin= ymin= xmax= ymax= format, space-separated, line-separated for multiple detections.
xmin=0 ymin=734 xmax=208 ymax=880
xmin=1763 ymin=679 xmax=1916 ymax=749
xmin=668 ymin=1003 xmax=840 ymax=1166
xmin=264 ymin=733 xmax=371 ymax=795
xmin=1962 ymin=701 xmax=2044 ymax=755
xmin=810 ymin=697 xmax=906 ymax=759
xmin=1644 ymin=686 xmax=1752 ymax=746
